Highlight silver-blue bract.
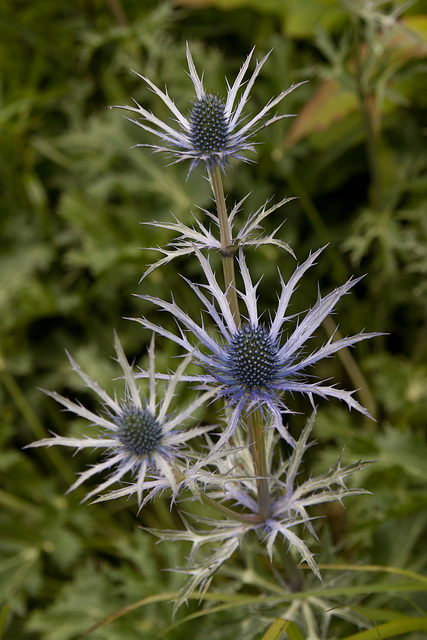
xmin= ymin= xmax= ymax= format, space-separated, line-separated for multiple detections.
xmin=133 ymin=246 xmax=380 ymax=450
xmin=113 ymin=44 xmax=305 ymax=173
xmin=147 ymin=415 xmax=373 ymax=613
xmin=26 ymin=334 xmax=215 ymax=506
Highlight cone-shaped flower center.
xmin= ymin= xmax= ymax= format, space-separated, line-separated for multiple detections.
xmin=227 ymin=325 xmax=280 ymax=391
xmin=117 ymin=407 xmax=162 ymax=456
xmin=189 ymin=93 xmax=228 ymax=154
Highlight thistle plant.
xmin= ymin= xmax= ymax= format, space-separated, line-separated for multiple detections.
xmin=28 ymin=45 xmax=381 ymax=635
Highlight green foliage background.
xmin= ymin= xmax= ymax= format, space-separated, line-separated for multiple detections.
xmin=1 ymin=0 xmax=427 ymax=638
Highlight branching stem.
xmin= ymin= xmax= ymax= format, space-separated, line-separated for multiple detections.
xmin=209 ymin=166 xmax=270 ymax=519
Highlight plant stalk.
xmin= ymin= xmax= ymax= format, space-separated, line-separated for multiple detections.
xmin=209 ymin=166 xmax=271 ymax=519
xmin=247 ymin=411 xmax=272 ymax=519
xmin=209 ymin=165 xmax=241 ymax=326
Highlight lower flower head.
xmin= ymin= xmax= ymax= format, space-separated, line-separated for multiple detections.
xmin=116 ymin=407 xmax=163 ymax=457
xmin=150 ymin=414 xmax=373 ymax=615
xmin=26 ymin=334 xmax=215 ymax=506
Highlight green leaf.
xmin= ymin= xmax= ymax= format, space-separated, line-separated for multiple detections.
xmin=260 ymin=618 xmax=305 ymax=640
xmin=343 ymin=616 xmax=427 ymax=640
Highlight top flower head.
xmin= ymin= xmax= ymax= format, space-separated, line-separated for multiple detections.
xmin=113 ymin=43 xmax=305 ymax=174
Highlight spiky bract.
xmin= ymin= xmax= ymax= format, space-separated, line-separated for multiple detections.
xmin=133 ymin=246 xmax=380 ymax=451
xmin=26 ymin=334 xmax=215 ymax=505
xmin=112 ymin=44 xmax=305 ymax=173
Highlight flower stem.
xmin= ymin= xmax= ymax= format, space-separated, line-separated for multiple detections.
xmin=247 ymin=411 xmax=271 ymax=519
xmin=209 ymin=166 xmax=241 ymax=326
xmin=209 ymin=167 xmax=271 ymax=520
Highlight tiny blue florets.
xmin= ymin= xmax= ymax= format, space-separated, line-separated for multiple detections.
xmin=116 ymin=407 xmax=163 ymax=456
xmin=226 ymin=324 xmax=280 ymax=392
xmin=189 ymin=94 xmax=228 ymax=155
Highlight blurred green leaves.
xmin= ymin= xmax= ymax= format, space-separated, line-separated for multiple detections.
xmin=1 ymin=0 xmax=427 ymax=638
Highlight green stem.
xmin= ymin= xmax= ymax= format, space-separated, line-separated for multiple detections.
xmin=247 ymin=411 xmax=271 ymax=519
xmin=353 ymin=19 xmax=382 ymax=213
xmin=208 ymin=166 xmax=271 ymax=520
xmin=209 ymin=165 xmax=241 ymax=326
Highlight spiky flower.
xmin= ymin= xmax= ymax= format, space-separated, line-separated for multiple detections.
xmin=133 ymin=246 xmax=380 ymax=451
xmin=141 ymin=195 xmax=295 ymax=280
xmin=148 ymin=414 xmax=373 ymax=614
xmin=112 ymin=43 xmax=305 ymax=173
xmin=26 ymin=334 xmax=215 ymax=505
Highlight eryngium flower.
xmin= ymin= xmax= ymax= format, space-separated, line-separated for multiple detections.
xmin=26 ymin=334 xmax=215 ymax=505
xmin=133 ymin=247 xmax=380 ymax=450
xmin=112 ymin=44 xmax=305 ymax=173
xmin=148 ymin=414 xmax=373 ymax=613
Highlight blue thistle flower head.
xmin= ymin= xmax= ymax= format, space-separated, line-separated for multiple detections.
xmin=189 ymin=93 xmax=229 ymax=158
xmin=224 ymin=323 xmax=281 ymax=394
xmin=26 ymin=333 xmax=216 ymax=506
xmin=115 ymin=406 xmax=163 ymax=457
xmin=112 ymin=44 xmax=306 ymax=173
xmin=134 ymin=246 xmax=382 ymax=451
